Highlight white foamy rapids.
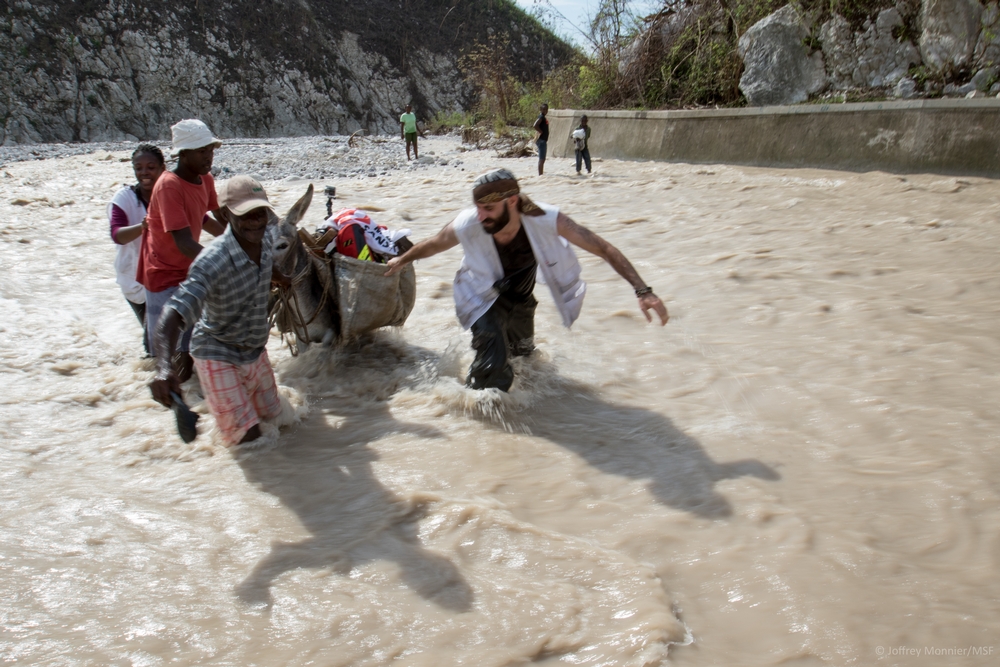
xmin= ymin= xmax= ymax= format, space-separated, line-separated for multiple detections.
xmin=3 ymin=137 xmax=1000 ymax=666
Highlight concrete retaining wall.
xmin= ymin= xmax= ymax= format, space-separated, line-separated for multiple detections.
xmin=546 ymin=100 xmax=1000 ymax=176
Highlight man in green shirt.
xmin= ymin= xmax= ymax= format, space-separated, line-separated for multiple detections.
xmin=400 ymin=104 xmax=419 ymax=160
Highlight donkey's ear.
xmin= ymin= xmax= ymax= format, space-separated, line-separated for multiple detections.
xmin=283 ymin=184 xmax=314 ymax=228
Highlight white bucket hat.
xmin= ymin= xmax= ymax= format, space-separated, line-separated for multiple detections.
xmin=169 ymin=119 xmax=222 ymax=157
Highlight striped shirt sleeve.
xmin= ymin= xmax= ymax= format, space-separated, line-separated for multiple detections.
xmin=166 ymin=258 xmax=215 ymax=329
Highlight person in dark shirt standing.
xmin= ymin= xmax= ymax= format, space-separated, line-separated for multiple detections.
xmin=573 ymin=114 xmax=592 ymax=175
xmin=532 ymin=103 xmax=549 ymax=176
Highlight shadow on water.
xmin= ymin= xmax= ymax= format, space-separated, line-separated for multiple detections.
xmin=234 ymin=396 xmax=474 ymax=612
xmin=506 ymin=362 xmax=781 ymax=519
xmin=234 ymin=334 xmax=777 ymax=608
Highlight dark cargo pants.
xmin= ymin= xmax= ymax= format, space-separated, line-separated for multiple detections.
xmin=466 ymin=294 xmax=537 ymax=392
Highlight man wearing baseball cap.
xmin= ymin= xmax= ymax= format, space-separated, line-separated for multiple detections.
xmin=150 ymin=176 xmax=291 ymax=447
xmin=385 ymin=168 xmax=668 ymax=392
xmin=137 ymin=118 xmax=226 ymax=382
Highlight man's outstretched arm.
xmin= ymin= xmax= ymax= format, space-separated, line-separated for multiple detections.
xmin=556 ymin=212 xmax=669 ymax=325
xmin=384 ymin=222 xmax=460 ymax=276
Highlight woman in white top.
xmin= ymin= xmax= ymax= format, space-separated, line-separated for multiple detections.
xmin=107 ymin=144 xmax=166 ymax=354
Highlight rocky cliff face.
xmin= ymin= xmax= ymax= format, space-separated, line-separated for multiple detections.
xmin=0 ymin=0 xmax=575 ymax=145
xmin=737 ymin=0 xmax=1000 ymax=106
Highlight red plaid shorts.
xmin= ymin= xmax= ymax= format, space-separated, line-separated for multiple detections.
xmin=193 ymin=348 xmax=281 ymax=446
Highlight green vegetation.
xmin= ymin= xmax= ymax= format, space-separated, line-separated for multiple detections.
xmin=459 ymin=0 xmax=918 ymax=136
xmin=426 ymin=110 xmax=475 ymax=135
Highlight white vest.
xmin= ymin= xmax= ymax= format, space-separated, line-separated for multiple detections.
xmin=107 ymin=186 xmax=147 ymax=304
xmin=452 ymin=202 xmax=586 ymax=329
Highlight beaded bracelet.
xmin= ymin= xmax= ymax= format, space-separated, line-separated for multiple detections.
xmin=635 ymin=286 xmax=654 ymax=297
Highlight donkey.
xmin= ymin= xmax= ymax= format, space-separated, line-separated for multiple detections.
xmin=271 ymin=184 xmax=340 ymax=348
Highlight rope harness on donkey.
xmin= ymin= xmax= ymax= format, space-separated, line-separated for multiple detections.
xmin=268 ymin=229 xmax=336 ymax=356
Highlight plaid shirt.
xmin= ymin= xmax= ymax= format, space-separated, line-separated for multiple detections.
xmin=167 ymin=223 xmax=276 ymax=365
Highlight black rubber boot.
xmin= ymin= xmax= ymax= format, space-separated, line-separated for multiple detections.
xmin=467 ymin=307 xmax=514 ymax=391
xmin=466 ymin=295 xmax=536 ymax=391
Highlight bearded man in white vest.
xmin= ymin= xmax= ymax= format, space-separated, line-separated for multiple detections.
xmin=384 ymin=168 xmax=668 ymax=391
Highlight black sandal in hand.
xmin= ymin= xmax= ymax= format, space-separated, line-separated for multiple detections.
xmin=170 ymin=391 xmax=200 ymax=443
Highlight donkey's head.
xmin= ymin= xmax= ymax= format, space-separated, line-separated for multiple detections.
xmin=273 ymin=184 xmax=314 ymax=275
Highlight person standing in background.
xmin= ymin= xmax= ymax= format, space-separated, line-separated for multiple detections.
xmin=572 ymin=115 xmax=592 ymax=175
xmin=137 ymin=119 xmax=227 ymax=382
xmin=533 ymin=103 xmax=549 ymax=175
xmin=108 ymin=144 xmax=166 ymax=355
xmin=400 ymin=104 xmax=419 ymax=160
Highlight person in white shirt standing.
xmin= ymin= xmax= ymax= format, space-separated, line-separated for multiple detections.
xmin=107 ymin=144 xmax=166 ymax=355
xmin=384 ymin=168 xmax=668 ymax=391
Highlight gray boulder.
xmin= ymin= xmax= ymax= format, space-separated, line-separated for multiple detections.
xmin=738 ymin=5 xmax=826 ymax=106
xmin=974 ymin=2 xmax=1000 ymax=69
xmin=820 ymin=9 xmax=921 ymax=89
xmin=943 ymin=80 xmax=978 ymax=94
xmin=920 ymin=0 xmax=984 ymax=72
xmin=893 ymin=77 xmax=919 ymax=98
xmin=818 ymin=13 xmax=857 ymax=88
xmin=971 ymin=66 xmax=998 ymax=89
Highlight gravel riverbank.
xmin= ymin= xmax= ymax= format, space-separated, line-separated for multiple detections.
xmin=0 ymin=134 xmax=470 ymax=181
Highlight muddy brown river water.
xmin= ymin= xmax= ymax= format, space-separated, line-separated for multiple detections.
xmin=1 ymin=137 xmax=998 ymax=666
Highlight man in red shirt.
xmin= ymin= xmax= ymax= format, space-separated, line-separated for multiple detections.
xmin=138 ymin=119 xmax=227 ymax=380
